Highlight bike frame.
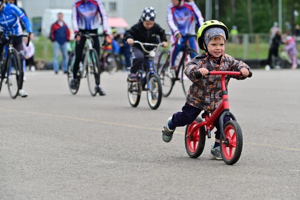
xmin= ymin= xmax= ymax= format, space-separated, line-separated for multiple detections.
xmin=174 ymin=35 xmax=197 ymax=79
xmin=134 ymin=41 xmax=162 ymax=91
xmin=188 ymin=71 xmax=242 ymax=139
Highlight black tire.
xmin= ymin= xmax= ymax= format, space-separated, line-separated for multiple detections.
xmin=220 ymin=120 xmax=243 ymax=165
xmin=147 ymin=73 xmax=162 ymax=110
xmin=0 ymin=59 xmax=6 ymax=93
xmin=87 ymin=49 xmax=100 ymax=97
xmin=157 ymin=49 xmax=174 ymax=97
xmin=105 ymin=53 xmax=118 ymax=74
xmin=67 ymin=51 xmax=80 ymax=95
xmin=181 ymin=49 xmax=198 ymax=97
xmin=185 ymin=117 xmax=206 ymax=158
xmin=127 ymin=79 xmax=141 ymax=107
xmin=7 ymin=49 xmax=21 ymax=99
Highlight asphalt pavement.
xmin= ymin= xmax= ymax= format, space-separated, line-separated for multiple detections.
xmin=0 ymin=69 xmax=299 ymax=200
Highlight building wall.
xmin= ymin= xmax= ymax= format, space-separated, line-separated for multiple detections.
xmin=18 ymin=0 xmax=172 ymax=31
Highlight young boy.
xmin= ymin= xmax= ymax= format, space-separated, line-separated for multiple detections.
xmin=162 ymin=20 xmax=250 ymax=159
xmin=125 ymin=7 xmax=168 ymax=81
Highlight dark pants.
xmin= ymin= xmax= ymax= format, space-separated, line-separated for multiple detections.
xmin=26 ymin=56 xmax=35 ymax=66
xmin=267 ymin=47 xmax=279 ymax=67
xmin=169 ymin=103 xmax=230 ymax=139
xmin=0 ymin=36 xmax=24 ymax=89
xmin=74 ymin=29 xmax=100 ymax=84
xmin=130 ymin=47 xmax=149 ymax=73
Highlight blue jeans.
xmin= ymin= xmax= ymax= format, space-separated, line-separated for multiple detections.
xmin=53 ymin=42 xmax=68 ymax=72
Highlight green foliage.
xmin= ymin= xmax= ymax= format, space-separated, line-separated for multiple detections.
xmin=194 ymin=0 xmax=300 ymax=34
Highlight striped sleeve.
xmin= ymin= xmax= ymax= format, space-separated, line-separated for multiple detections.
xmin=72 ymin=2 xmax=79 ymax=33
xmin=190 ymin=2 xmax=204 ymax=28
xmin=96 ymin=0 xmax=108 ymax=32
xmin=167 ymin=4 xmax=180 ymax=36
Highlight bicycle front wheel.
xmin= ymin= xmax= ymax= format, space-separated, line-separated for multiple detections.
xmin=220 ymin=120 xmax=243 ymax=165
xmin=67 ymin=51 xmax=80 ymax=95
xmin=86 ymin=49 xmax=100 ymax=96
xmin=7 ymin=49 xmax=21 ymax=99
xmin=147 ymin=73 xmax=162 ymax=110
xmin=181 ymin=49 xmax=198 ymax=97
xmin=157 ymin=50 xmax=174 ymax=97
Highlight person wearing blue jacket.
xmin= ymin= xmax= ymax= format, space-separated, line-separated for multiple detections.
xmin=0 ymin=0 xmax=32 ymax=97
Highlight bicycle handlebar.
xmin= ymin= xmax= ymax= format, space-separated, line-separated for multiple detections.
xmin=0 ymin=32 xmax=31 ymax=47
xmin=133 ymin=41 xmax=162 ymax=54
xmin=196 ymin=71 xmax=253 ymax=78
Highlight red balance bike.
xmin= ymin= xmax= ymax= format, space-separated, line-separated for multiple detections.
xmin=185 ymin=71 xmax=252 ymax=165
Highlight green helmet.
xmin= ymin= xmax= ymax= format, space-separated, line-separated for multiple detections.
xmin=197 ymin=20 xmax=229 ymax=50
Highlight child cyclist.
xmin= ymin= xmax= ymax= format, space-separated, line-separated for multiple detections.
xmin=162 ymin=20 xmax=250 ymax=159
xmin=125 ymin=7 xmax=168 ymax=81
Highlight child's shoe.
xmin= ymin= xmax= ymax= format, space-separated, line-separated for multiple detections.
xmin=162 ymin=117 xmax=175 ymax=142
xmin=209 ymin=145 xmax=222 ymax=160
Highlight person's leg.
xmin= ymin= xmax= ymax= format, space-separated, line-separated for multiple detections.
xmin=60 ymin=43 xmax=69 ymax=73
xmin=162 ymin=103 xmax=201 ymax=142
xmin=188 ymin=36 xmax=199 ymax=57
xmin=129 ymin=47 xmax=144 ymax=80
xmin=292 ymin=55 xmax=297 ymax=69
xmin=73 ymin=36 xmax=86 ymax=79
xmin=210 ymin=113 xmax=231 ymax=159
xmin=170 ymin=36 xmax=184 ymax=69
xmin=52 ymin=42 xmax=60 ymax=74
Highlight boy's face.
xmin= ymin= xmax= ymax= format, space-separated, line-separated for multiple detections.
xmin=143 ymin=21 xmax=155 ymax=30
xmin=207 ymin=36 xmax=225 ymax=58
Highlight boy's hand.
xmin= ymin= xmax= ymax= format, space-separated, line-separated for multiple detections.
xmin=162 ymin=42 xmax=168 ymax=47
xmin=240 ymin=68 xmax=249 ymax=77
xmin=127 ymin=38 xmax=134 ymax=45
xmin=199 ymin=68 xmax=209 ymax=76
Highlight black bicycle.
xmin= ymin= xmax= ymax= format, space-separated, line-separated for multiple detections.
xmin=157 ymin=34 xmax=198 ymax=97
xmin=0 ymin=33 xmax=30 ymax=99
xmin=67 ymin=33 xmax=103 ymax=96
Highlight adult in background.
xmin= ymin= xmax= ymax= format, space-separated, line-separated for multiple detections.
xmin=265 ymin=30 xmax=283 ymax=70
xmin=50 ymin=12 xmax=70 ymax=74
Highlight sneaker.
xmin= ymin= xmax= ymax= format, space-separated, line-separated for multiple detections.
xmin=162 ymin=117 xmax=175 ymax=142
xmin=128 ymin=73 xmax=137 ymax=82
xmin=265 ymin=65 xmax=270 ymax=71
xmin=209 ymin=145 xmax=222 ymax=160
xmin=169 ymin=66 xmax=176 ymax=78
xmin=70 ymin=79 xmax=78 ymax=90
xmin=55 ymin=71 xmax=58 ymax=75
xmin=96 ymin=86 xmax=106 ymax=96
xmin=30 ymin=66 xmax=36 ymax=71
xmin=18 ymin=89 xmax=28 ymax=98
xmin=274 ymin=65 xmax=281 ymax=69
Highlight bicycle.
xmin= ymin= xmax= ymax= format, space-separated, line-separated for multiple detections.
xmin=67 ymin=33 xmax=103 ymax=96
xmin=157 ymin=34 xmax=198 ymax=97
xmin=184 ymin=71 xmax=252 ymax=165
xmin=0 ymin=33 xmax=30 ymax=99
xmin=127 ymin=41 xmax=163 ymax=110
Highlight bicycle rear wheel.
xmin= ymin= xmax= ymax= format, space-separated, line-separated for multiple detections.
xmin=7 ymin=49 xmax=21 ymax=99
xmin=127 ymin=79 xmax=141 ymax=107
xmin=147 ymin=73 xmax=162 ymax=110
xmin=87 ymin=49 xmax=100 ymax=96
xmin=67 ymin=51 xmax=80 ymax=95
xmin=220 ymin=120 xmax=243 ymax=165
xmin=185 ymin=117 xmax=206 ymax=158
xmin=157 ymin=50 xmax=174 ymax=97
xmin=181 ymin=49 xmax=198 ymax=97
xmin=105 ymin=53 xmax=118 ymax=74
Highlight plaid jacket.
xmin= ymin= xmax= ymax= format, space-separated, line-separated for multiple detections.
xmin=184 ymin=52 xmax=250 ymax=112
